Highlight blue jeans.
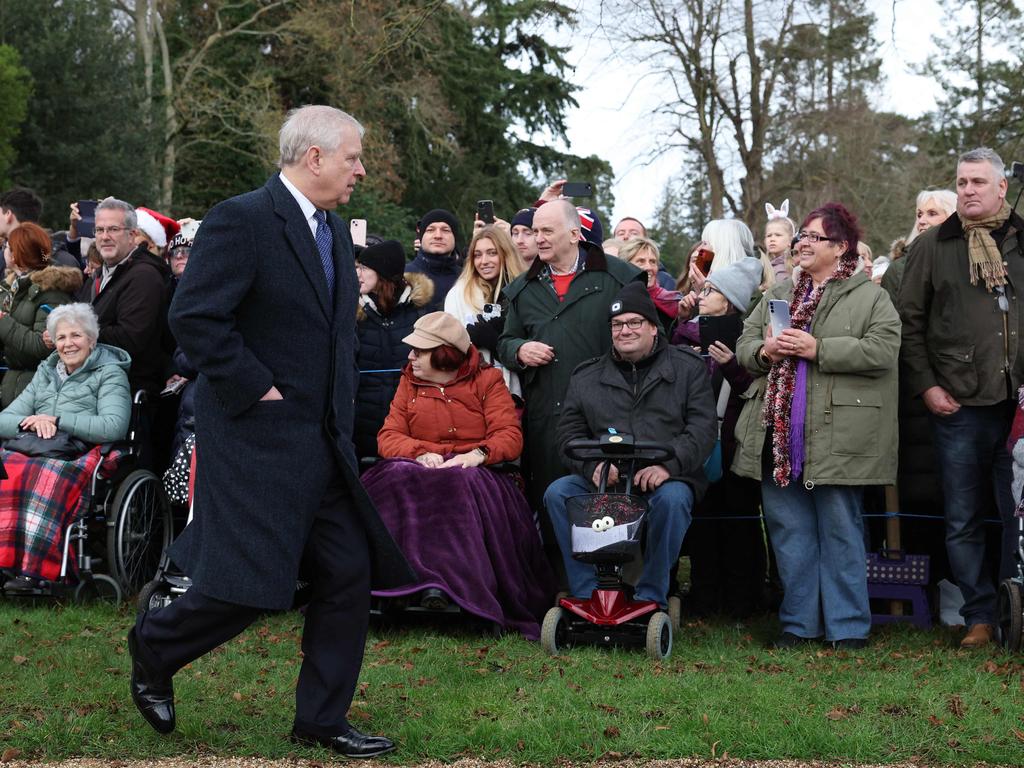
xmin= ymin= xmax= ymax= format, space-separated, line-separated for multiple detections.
xmin=929 ymin=402 xmax=1016 ymax=626
xmin=544 ymin=476 xmax=694 ymax=607
xmin=761 ymin=482 xmax=869 ymax=641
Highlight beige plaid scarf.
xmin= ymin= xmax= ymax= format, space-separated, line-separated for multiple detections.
xmin=959 ymin=201 xmax=1011 ymax=291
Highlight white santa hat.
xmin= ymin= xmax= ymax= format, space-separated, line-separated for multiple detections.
xmin=134 ymin=208 xmax=166 ymax=248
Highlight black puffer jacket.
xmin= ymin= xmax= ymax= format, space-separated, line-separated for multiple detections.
xmin=353 ymin=272 xmax=434 ymax=458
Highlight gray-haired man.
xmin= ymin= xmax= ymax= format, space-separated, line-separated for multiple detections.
xmin=899 ymin=147 xmax=1024 ymax=648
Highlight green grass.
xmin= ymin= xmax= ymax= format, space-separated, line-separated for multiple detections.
xmin=1 ymin=602 xmax=1022 ymax=765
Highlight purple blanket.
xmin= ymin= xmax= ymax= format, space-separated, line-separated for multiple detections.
xmin=363 ymin=459 xmax=555 ymax=639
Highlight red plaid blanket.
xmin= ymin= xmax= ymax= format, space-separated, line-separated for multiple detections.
xmin=0 ymin=446 xmax=112 ymax=581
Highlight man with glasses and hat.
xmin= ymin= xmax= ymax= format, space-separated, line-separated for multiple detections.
xmin=542 ymin=281 xmax=716 ymax=608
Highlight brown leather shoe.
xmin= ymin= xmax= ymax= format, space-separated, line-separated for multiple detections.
xmin=960 ymin=623 xmax=994 ymax=648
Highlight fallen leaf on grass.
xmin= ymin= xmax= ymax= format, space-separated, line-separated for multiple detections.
xmin=1 ymin=749 xmax=22 ymax=762
xmin=12 ymin=655 xmax=27 ymax=665
xmin=1012 ymin=728 xmax=1024 ymax=743
xmin=825 ymin=707 xmax=849 ymax=721
xmin=946 ymin=695 xmax=965 ymax=718
xmin=927 ymin=714 xmax=944 ymax=727
xmin=596 ymin=703 xmax=619 ymax=714
xmin=654 ymin=725 xmax=670 ymax=731
xmin=371 ymin=640 xmax=390 ymax=651
xmin=231 ymin=692 xmax=243 ymax=701
xmin=603 ymin=725 xmax=620 ymax=738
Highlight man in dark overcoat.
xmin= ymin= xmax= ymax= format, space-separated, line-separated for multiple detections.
xmin=127 ymin=105 xmax=414 ymax=758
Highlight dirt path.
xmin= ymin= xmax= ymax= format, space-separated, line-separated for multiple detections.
xmin=0 ymin=758 xmax=1012 ymax=768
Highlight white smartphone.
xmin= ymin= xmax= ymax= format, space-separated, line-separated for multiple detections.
xmin=349 ymin=219 xmax=367 ymax=247
xmin=768 ymin=299 xmax=791 ymax=337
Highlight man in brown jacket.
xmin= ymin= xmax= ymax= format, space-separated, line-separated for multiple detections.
xmin=899 ymin=147 xmax=1024 ymax=648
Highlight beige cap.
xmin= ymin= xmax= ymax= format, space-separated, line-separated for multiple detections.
xmin=402 ymin=311 xmax=471 ymax=353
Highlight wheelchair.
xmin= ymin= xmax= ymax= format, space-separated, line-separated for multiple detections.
xmin=540 ymin=435 xmax=678 ymax=661
xmin=360 ymin=454 xmax=527 ymax=635
xmin=0 ymin=391 xmax=173 ymax=605
xmin=998 ymin=514 xmax=1024 ymax=651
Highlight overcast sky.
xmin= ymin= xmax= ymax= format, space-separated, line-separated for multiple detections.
xmin=553 ymin=0 xmax=945 ymax=228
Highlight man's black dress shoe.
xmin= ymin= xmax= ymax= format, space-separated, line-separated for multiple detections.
xmin=127 ymin=629 xmax=176 ymax=734
xmin=290 ymin=726 xmax=396 ymax=758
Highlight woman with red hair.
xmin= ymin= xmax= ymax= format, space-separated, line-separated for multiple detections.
xmin=733 ymin=203 xmax=900 ymax=650
xmin=363 ymin=311 xmax=554 ymax=638
xmin=0 ymin=223 xmax=82 ymax=406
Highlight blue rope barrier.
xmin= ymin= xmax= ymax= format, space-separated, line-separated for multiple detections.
xmin=690 ymin=511 xmax=1007 ymax=524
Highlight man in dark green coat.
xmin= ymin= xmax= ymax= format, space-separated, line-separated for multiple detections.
xmin=899 ymin=147 xmax=1024 ymax=648
xmin=497 ymin=199 xmax=646 ymax=515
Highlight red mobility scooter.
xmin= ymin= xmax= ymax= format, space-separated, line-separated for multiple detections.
xmin=540 ymin=434 xmax=677 ymax=660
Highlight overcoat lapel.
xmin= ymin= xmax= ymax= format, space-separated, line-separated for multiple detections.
xmin=267 ymin=175 xmax=333 ymax=319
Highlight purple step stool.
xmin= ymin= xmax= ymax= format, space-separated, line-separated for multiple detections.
xmin=866 ymin=550 xmax=931 ymax=629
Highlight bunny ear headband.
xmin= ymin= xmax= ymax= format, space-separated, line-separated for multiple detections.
xmin=765 ymin=199 xmax=790 ymax=219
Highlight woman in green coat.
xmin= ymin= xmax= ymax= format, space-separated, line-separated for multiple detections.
xmin=733 ymin=203 xmax=900 ymax=650
xmin=0 ymin=222 xmax=83 ymax=407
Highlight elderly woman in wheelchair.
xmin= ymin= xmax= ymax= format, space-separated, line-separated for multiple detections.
xmin=0 ymin=303 xmax=131 ymax=594
xmin=361 ymin=312 xmax=554 ymax=638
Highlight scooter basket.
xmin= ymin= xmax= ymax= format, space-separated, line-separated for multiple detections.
xmin=567 ymin=493 xmax=647 ymax=564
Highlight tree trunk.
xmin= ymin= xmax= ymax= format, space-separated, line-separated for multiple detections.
xmin=135 ymin=0 xmax=153 ymax=127
xmin=156 ymin=8 xmax=175 ymax=211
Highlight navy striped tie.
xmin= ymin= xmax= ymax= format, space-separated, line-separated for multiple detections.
xmin=313 ymin=209 xmax=336 ymax=300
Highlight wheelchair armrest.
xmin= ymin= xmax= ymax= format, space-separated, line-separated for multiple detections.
xmin=488 ymin=461 xmax=520 ymax=474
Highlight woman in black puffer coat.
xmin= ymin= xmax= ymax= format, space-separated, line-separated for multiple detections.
xmin=354 ymin=240 xmax=434 ymax=459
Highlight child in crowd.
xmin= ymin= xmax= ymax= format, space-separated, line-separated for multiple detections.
xmin=764 ymin=200 xmax=795 ymax=284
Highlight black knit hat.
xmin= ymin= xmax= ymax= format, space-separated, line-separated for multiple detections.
xmin=511 ymin=207 xmax=536 ymax=229
xmin=357 ymin=239 xmax=407 ymax=281
xmin=609 ymin=280 xmax=659 ymax=325
xmin=417 ymin=208 xmax=462 ymax=244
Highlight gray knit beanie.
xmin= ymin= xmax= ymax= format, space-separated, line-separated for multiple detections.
xmin=707 ymin=257 xmax=763 ymax=313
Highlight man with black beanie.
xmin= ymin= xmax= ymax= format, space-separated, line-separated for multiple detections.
xmin=407 ymin=208 xmax=462 ymax=311
xmin=543 ymin=280 xmax=716 ymax=608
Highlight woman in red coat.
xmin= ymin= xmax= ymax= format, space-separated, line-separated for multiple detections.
xmin=364 ymin=312 xmax=554 ymax=638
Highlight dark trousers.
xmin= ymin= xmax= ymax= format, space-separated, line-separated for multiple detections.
xmin=684 ymin=472 xmax=767 ymax=616
xmin=929 ymin=401 xmax=1016 ymax=626
xmin=133 ymin=475 xmax=370 ymax=735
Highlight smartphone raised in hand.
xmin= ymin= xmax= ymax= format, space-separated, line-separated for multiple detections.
xmin=77 ymin=200 xmax=98 ymax=239
xmin=476 ymin=200 xmax=495 ymax=224
xmin=561 ymin=182 xmax=593 ymax=198
xmin=768 ymin=299 xmax=791 ymax=337
xmin=349 ymin=218 xmax=367 ymax=247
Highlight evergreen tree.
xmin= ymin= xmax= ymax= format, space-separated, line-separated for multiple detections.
xmin=0 ymin=0 xmax=159 ymax=227
xmin=0 ymin=44 xmax=32 ymax=187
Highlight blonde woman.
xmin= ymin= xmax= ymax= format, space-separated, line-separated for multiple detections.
xmin=444 ymin=225 xmax=525 ymax=398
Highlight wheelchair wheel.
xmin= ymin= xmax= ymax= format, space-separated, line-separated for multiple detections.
xmin=107 ymin=469 xmax=172 ymax=596
xmin=541 ymin=607 xmax=571 ymax=655
xmin=997 ymin=579 xmax=1023 ymax=652
xmin=136 ymin=578 xmax=174 ymax=615
xmin=74 ymin=574 xmax=123 ymax=606
xmin=646 ymin=611 xmax=672 ymax=660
